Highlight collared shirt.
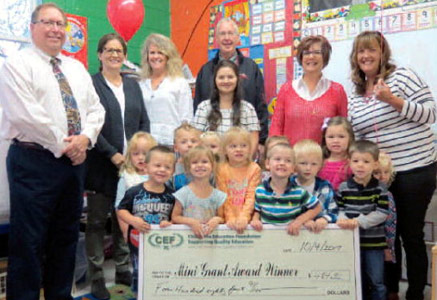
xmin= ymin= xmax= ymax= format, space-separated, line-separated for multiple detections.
xmin=219 ymin=51 xmax=238 ymax=64
xmin=105 ymin=78 xmax=127 ymax=153
xmin=0 ymin=46 xmax=105 ymax=157
xmin=139 ymin=76 xmax=193 ymax=146
xmin=255 ymin=178 xmax=319 ymax=224
xmin=292 ymin=75 xmax=331 ymax=101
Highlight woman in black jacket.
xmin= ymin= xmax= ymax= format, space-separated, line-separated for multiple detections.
xmin=85 ymin=33 xmax=149 ymax=299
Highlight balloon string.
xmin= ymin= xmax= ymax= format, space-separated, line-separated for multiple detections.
xmin=374 ymin=0 xmax=384 ymax=145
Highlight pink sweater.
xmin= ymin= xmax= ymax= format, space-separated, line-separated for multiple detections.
xmin=269 ymin=81 xmax=347 ymax=145
xmin=318 ymin=159 xmax=352 ymax=191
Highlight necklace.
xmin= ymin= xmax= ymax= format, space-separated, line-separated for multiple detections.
xmin=150 ymin=76 xmax=165 ymax=99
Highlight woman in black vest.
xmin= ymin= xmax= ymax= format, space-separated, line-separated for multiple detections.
xmin=85 ymin=33 xmax=149 ymax=299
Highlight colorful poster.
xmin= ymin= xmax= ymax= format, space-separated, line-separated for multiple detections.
xmin=62 ymin=13 xmax=87 ymax=68
xmin=224 ymin=0 xmax=251 ymax=47
xmin=208 ymin=5 xmax=223 ymax=49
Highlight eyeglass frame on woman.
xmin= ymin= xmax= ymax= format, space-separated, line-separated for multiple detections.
xmin=103 ymin=48 xmax=124 ymax=55
xmin=33 ymin=19 xmax=66 ymax=29
xmin=302 ymin=50 xmax=323 ymax=56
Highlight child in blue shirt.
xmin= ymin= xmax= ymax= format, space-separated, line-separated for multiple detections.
xmin=117 ymin=146 xmax=176 ymax=294
xmin=172 ymin=123 xmax=201 ymax=190
xmin=250 ymin=143 xmax=321 ymax=235
xmin=290 ymin=139 xmax=337 ymax=233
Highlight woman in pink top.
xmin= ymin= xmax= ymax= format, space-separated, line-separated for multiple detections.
xmin=269 ymin=35 xmax=347 ymax=145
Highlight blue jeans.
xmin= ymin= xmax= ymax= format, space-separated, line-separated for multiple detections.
xmin=361 ymin=249 xmax=386 ymax=300
xmin=129 ymin=242 xmax=139 ymax=293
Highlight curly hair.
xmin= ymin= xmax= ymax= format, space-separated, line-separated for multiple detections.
xmin=140 ymin=33 xmax=183 ymax=79
xmin=208 ymin=60 xmax=243 ymax=131
xmin=350 ymin=31 xmax=396 ymax=95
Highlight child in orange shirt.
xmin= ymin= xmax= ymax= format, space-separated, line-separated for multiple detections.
xmin=216 ymin=127 xmax=261 ymax=233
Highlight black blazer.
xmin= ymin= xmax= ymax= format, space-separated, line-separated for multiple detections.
xmin=86 ymin=72 xmax=150 ymax=197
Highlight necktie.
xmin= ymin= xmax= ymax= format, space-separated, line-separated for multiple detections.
xmin=50 ymin=57 xmax=81 ymax=136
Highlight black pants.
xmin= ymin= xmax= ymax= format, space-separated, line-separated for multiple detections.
xmin=6 ymin=144 xmax=85 ymax=300
xmin=386 ymin=162 xmax=437 ymax=300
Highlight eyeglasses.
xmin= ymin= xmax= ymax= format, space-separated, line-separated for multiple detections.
xmin=302 ymin=50 xmax=323 ymax=56
xmin=33 ymin=19 xmax=66 ymax=29
xmin=103 ymin=48 xmax=124 ymax=55
xmin=217 ymin=31 xmax=237 ymax=37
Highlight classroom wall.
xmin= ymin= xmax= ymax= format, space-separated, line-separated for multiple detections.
xmin=43 ymin=0 xmax=170 ymax=74
xmin=170 ymin=0 xmax=222 ymax=77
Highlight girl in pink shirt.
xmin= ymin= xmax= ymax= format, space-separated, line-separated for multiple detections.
xmin=318 ymin=117 xmax=355 ymax=190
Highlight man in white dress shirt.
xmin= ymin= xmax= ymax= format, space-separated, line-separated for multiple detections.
xmin=0 ymin=3 xmax=104 ymax=299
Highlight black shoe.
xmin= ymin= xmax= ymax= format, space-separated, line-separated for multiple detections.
xmin=91 ymin=278 xmax=110 ymax=299
xmin=115 ymin=270 xmax=132 ymax=286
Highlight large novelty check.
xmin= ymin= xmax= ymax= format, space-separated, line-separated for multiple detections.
xmin=138 ymin=224 xmax=361 ymax=300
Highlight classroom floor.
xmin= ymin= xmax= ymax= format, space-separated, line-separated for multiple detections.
xmin=72 ymin=259 xmax=432 ymax=300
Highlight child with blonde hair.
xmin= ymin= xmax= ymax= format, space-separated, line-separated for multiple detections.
xmin=260 ymin=135 xmax=290 ymax=181
xmin=251 ymin=143 xmax=321 ymax=235
xmin=216 ymin=127 xmax=261 ymax=233
xmin=291 ymin=139 xmax=337 ymax=233
xmin=172 ymin=146 xmax=227 ymax=238
xmin=200 ymin=131 xmax=222 ymax=162
xmin=374 ymin=151 xmax=397 ymax=299
xmin=172 ymin=123 xmax=201 ymax=190
xmin=115 ymin=132 xmax=157 ymax=239
xmin=319 ymin=116 xmax=355 ymax=190
xmin=117 ymin=146 xmax=176 ymax=294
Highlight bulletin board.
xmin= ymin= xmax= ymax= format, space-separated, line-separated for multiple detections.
xmin=207 ymin=0 xmax=437 ymax=115
xmin=297 ymin=0 xmax=437 ymax=249
xmin=208 ymin=0 xmax=295 ymax=117
xmin=298 ymin=0 xmax=437 ymax=97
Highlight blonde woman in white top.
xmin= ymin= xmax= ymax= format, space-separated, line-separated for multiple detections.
xmin=139 ymin=33 xmax=193 ymax=146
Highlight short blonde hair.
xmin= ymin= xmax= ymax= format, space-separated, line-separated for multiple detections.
xmin=200 ymin=131 xmax=222 ymax=162
xmin=174 ymin=122 xmax=201 ymax=143
xmin=121 ymin=132 xmax=157 ymax=174
xmin=221 ymin=127 xmax=252 ymax=165
xmin=376 ymin=151 xmax=396 ymax=185
xmin=266 ymin=143 xmax=294 ymax=161
xmin=140 ymin=33 xmax=183 ymax=79
xmin=264 ymin=135 xmax=290 ymax=160
xmin=293 ymin=139 xmax=323 ymax=161
xmin=200 ymin=131 xmax=221 ymax=143
xmin=183 ymin=146 xmax=216 ymax=178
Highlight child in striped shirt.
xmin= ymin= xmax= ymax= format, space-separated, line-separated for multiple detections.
xmin=336 ymin=140 xmax=389 ymax=300
xmin=250 ymin=143 xmax=321 ymax=235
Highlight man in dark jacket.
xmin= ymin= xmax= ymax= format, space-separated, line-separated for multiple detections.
xmin=194 ymin=18 xmax=268 ymax=144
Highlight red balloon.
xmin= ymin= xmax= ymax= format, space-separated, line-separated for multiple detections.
xmin=107 ymin=0 xmax=145 ymax=42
